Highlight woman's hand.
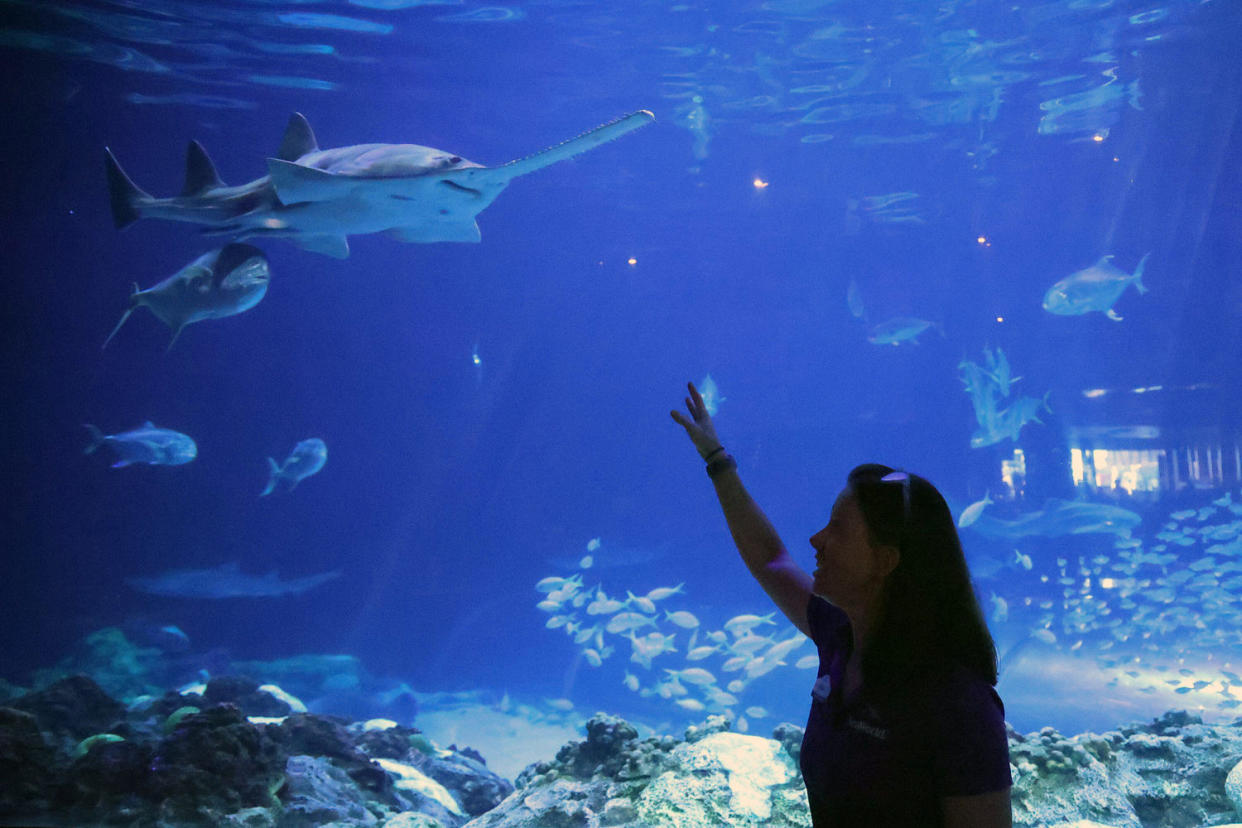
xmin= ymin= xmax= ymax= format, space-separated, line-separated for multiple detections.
xmin=670 ymin=382 xmax=724 ymax=459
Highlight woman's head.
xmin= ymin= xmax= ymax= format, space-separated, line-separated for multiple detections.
xmin=841 ymin=463 xmax=999 ymax=692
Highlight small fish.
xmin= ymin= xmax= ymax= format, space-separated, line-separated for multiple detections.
xmin=699 ymin=373 xmax=725 ymax=416
xmin=958 ymin=493 xmax=994 ymax=528
xmin=261 ymin=438 xmax=327 ymax=496
xmin=989 ymin=592 xmax=1009 ymax=624
xmin=103 ymin=243 xmax=270 ymax=350
xmin=84 ymin=421 xmax=197 ymax=467
xmin=1042 ymin=253 xmax=1150 ymax=320
xmin=867 ymin=317 xmax=941 ymax=346
xmin=846 ymin=276 xmax=867 ymax=320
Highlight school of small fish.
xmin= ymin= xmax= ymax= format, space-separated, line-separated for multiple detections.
xmin=535 ymin=538 xmax=815 ymax=733
xmin=977 ymin=488 xmax=1242 ymax=713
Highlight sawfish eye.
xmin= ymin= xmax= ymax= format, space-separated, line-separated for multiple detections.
xmin=448 ymin=156 xmax=462 ymax=164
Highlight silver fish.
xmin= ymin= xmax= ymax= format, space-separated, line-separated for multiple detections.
xmin=1042 ymin=253 xmax=1150 ymax=320
xmin=84 ymin=421 xmax=197 ymax=467
xmin=103 ymin=243 xmax=270 ymax=350
xmin=262 ymin=438 xmax=328 ymax=496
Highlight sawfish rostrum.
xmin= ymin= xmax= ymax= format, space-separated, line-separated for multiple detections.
xmin=103 ymin=243 xmax=270 ymax=350
xmin=106 ymin=110 xmax=655 ymax=258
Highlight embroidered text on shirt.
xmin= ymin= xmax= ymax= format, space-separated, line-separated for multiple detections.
xmin=846 ymin=717 xmax=890 ymax=740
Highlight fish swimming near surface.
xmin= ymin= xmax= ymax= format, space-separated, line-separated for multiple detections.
xmin=126 ymin=561 xmax=341 ymax=598
xmin=103 ymin=243 xmax=270 ymax=350
xmin=106 ymin=110 xmax=655 ymax=258
xmin=262 ymin=438 xmax=327 ymax=496
xmin=84 ymin=422 xmax=197 ymax=467
xmin=1042 ymin=253 xmax=1150 ymax=320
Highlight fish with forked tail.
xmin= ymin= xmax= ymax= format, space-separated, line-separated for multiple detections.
xmin=84 ymin=422 xmax=197 ymax=467
xmin=1042 ymin=253 xmax=1149 ymax=320
xmin=103 ymin=243 xmax=270 ymax=350
xmin=262 ymin=438 xmax=327 ymax=496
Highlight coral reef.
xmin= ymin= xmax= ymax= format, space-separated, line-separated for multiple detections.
xmin=7 ymin=665 xmax=1242 ymax=826
xmin=0 ymin=675 xmax=511 ymax=827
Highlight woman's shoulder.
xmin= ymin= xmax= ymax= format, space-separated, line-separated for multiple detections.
xmin=917 ymin=661 xmax=1005 ymax=721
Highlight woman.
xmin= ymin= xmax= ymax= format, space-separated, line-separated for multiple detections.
xmin=671 ymin=381 xmax=1012 ymax=828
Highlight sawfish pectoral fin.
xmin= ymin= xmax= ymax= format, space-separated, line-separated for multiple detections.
xmin=294 ymin=234 xmax=350 ymax=258
xmin=498 ymin=109 xmax=655 ymax=180
xmin=267 ymin=158 xmax=344 ymax=204
xmin=387 ymin=222 xmax=481 ymax=244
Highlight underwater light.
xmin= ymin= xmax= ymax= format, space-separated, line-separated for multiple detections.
xmin=627 ymin=257 xmax=637 ymax=266
xmin=977 ymin=235 xmax=987 ymax=244
xmin=753 ymin=177 xmax=769 ymax=188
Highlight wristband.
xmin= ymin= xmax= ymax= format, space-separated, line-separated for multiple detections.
xmin=706 ymin=454 xmax=737 ymax=479
xmin=703 ymin=445 xmax=725 ymax=463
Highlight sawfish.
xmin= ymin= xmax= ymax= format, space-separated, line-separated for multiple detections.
xmin=105 ymin=110 xmax=655 ymax=258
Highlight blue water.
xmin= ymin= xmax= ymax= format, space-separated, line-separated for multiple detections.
xmin=3 ymin=0 xmax=1241 ymax=755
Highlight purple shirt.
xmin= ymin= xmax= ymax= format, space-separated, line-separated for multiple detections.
xmin=800 ymin=595 xmax=1011 ymax=827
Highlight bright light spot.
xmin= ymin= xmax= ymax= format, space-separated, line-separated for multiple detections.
xmin=1113 ymin=157 xmax=1120 ymax=163
xmin=1082 ymin=388 xmax=1107 ymax=399
xmin=995 ymin=316 xmax=1004 ymax=323
xmin=753 ymin=177 xmax=770 ymax=189
xmin=627 ymin=257 xmax=637 ymax=266
xmin=262 ymin=218 xmax=287 ymax=229
xmin=977 ymin=236 xmax=987 ymax=244
xmin=1100 ymin=578 xmax=1116 ymax=589
xmin=1092 ymin=133 xmax=1106 ymax=143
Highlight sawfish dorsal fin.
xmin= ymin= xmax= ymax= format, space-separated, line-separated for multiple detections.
xmin=277 ymin=113 xmax=319 ymax=162
xmin=210 ymin=243 xmax=266 ymax=287
xmin=181 ymin=141 xmax=225 ymax=196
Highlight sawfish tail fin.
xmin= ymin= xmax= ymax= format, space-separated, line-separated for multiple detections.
xmin=498 ymin=110 xmax=655 ymax=180
xmin=260 ymin=457 xmax=282 ymax=496
xmin=104 ymin=148 xmax=151 ymax=230
xmin=1132 ymin=252 xmax=1151 ymax=295
xmin=102 ymin=283 xmax=142 ymax=349
xmin=181 ymin=140 xmax=225 ymax=196
xmin=83 ymin=424 xmax=107 ymax=454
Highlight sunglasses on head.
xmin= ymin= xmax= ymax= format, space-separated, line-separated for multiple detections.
xmin=880 ymin=470 xmax=912 ymax=529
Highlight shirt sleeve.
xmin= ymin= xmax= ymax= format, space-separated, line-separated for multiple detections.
xmin=929 ymin=669 xmax=1013 ymax=796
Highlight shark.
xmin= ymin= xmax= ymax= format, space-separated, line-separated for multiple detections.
xmin=126 ymin=561 xmax=341 ymax=599
xmin=103 ymin=242 xmax=270 ymax=350
xmin=105 ymin=109 xmax=655 ymax=258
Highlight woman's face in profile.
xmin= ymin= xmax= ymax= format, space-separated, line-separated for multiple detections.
xmin=809 ymin=488 xmax=891 ymax=602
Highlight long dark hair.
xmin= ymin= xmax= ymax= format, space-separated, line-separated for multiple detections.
xmin=846 ymin=463 xmax=998 ymax=701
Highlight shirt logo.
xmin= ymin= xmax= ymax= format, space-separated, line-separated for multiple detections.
xmin=846 ymin=716 xmax=889 ymax=740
